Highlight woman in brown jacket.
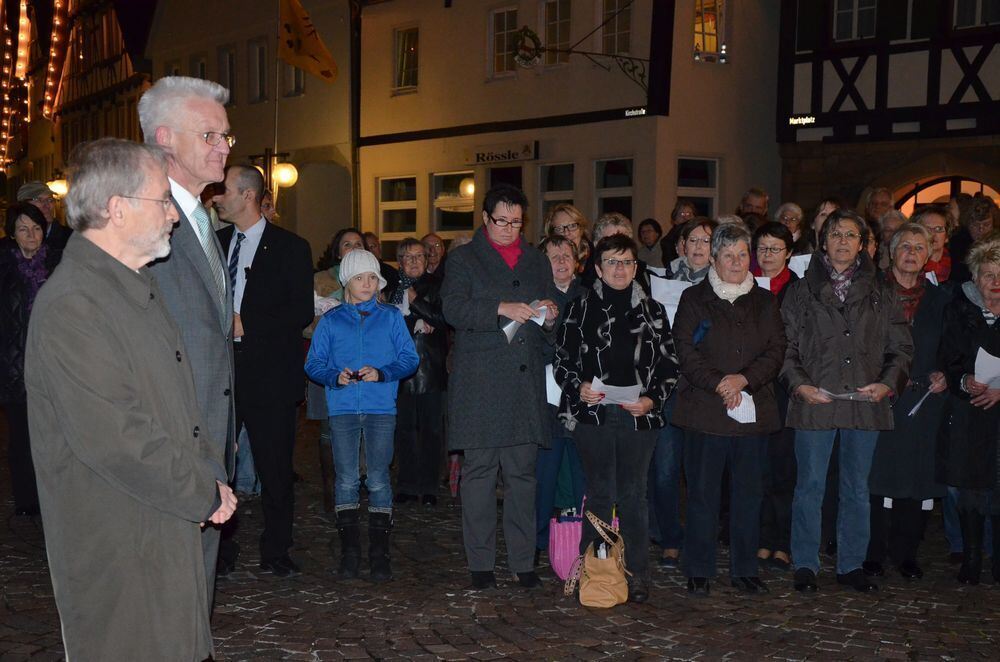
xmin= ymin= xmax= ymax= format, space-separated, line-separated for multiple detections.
xmin=672 ymin=223 xmax=787 ymax=595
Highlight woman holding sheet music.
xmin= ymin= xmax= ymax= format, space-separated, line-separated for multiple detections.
xmin=671 ymin=223 xmax=786 ymax=596
xmin=937 ymin=235 xmax=1000 ymax=585
xmin=554 ymin=234 xmax=678 ymax=603
xmin=865 ymin=223 xmax=949 ymax=581
xmin=780 ymin=209 xmax=912 ymax=594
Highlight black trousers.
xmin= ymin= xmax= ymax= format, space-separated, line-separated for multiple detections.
xmin=395 ymin=391 xmax=444 ymax=496
xmin=759 ymin=427 xmax=796 ymax=554
xmin=234 ymin=354 xmax=298 ymax=560
xmin=4 ymin=402 xmax=38 ymax=511
xmin=574 ymin=409 xmax=657 ymax=579
xmin=682 ymin=430 xmax=766 ymax=579
xmin=866 ymin=496 xmax=927 ymax=565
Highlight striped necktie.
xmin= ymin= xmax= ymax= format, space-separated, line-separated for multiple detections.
xmin=191 ymin=203 xmax=227 ymax=305
xmin=228 ymin=232 xmax=246 ymax=297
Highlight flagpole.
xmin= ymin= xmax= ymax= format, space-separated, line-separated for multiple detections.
xmin=273 ymin=0 xmax=280 ymax=164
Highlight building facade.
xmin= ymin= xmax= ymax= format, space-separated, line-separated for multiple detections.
xmin=359 ymin=0 xmax=782 ymax=255
xmin=777 ymin=0 xmax=1000 ymax=215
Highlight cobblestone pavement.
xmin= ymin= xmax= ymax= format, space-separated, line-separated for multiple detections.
xmin=2 ymin=415 xmax=1000 ymax=660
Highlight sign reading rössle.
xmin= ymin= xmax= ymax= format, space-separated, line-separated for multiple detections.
xmin=464 ymin=141 xmax=539 ymax=166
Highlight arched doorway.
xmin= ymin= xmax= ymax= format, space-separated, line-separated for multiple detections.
xmin=896 ymin=176 xmax=999 ymax=216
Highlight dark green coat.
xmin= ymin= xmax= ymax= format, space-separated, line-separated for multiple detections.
xmin=25 ymin=234 xmax=225 ymax=660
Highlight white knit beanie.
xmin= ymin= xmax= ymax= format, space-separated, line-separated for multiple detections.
xmin=338 ymin=249 xmax=387 ymax=290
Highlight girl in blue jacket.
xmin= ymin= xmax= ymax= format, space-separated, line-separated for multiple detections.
xmin=305 ymin=249 xmax=418 ymax=581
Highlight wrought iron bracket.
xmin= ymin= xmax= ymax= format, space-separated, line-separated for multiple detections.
xmin=513 ymin=26 xmax=649 ymax=93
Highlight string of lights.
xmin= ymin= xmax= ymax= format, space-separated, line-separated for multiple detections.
xmin=43 ymin=0 xmax=68 ymax=118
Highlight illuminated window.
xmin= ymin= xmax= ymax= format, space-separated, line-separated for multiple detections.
xmin=394 ymin=27 xmax=419 ymax=90
xmin=602 ymin=0 xmax=631 ymax=55
xmin=543 ymin=0 xmax=570 ymax=65
xmin=490 ymin=7 xmax=518 ymax=75
xmin=433 ymin=171 xmax=475 ymax=232
xmin=834 ymin=0 xmax=877 ymax=41
xmin=694 ymin=0 xmax=725 ymax=57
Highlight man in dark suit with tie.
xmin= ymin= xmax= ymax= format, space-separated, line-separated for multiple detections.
xmin=139 ymin=76 xmax=237 ymax=601
xmin=214 ymin=165 xmax=314 ymax=576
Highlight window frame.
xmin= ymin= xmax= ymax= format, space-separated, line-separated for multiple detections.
xmin=539 ymin=162 xmax=575 ymax=218
xmin=217 ymin=46 xmax=237 ymax=106
xmin=600 ymin=0 xmax=633 ymax=56
xmin=953 ymin=0 xmax=1000 ymax=28
xmin=282 ymin=62 xmax=306 ymax=98
xmin=190 ymin=53 xmax=208 ymax=80
xmin=693 ymin=0 xmax=726 ymax=59
xmin=594 ymin=157 xmax=634 ymax=220
xmin=248 ymin=38 xmax=269 ymax=104
xmin=432 ymin=170 xmax=477 ymax=236
xmin=489 ymin=6 xmax=520 ymax=77
xmin=393 ymin=25 xmax=420 ymax=93
xmin=541 ymin=0 xmax=571 ymax=66
xmin=832 ymin=0 xmax=878 ymax=42
xmin=377 ymin=175 xmax=419 ymax=240
xmin=675 ymin=156 xmax=720 ymax=219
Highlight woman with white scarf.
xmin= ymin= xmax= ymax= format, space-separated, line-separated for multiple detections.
xmin=671 ymin=223 xmax=787 ymax=596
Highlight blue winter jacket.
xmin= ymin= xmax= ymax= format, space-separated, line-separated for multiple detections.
xmin=305 ymin=297 xmax=419 ymax=416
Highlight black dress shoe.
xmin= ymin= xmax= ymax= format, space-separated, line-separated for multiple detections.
xmin=837 ymin=569 xmax=878 ymax=592
xmin=627 ymin=578 xmax=650 ymax=603
xmin=732 ymin=576 xmax=769 ymax=594
xmin=768 ymin=556 xmax=791 ymax=572
xmin=470 ymin=570 xmax=497 ymax=590
xmin=259 ymin=555 xmax=301 ymax=578
xmin=862 ymin=561 xmax=884 ymax=577
xmin=897 ymin=560 xmax=923 ymax=579
xmin=516 ymin=571 xmax=542 ymax=588
xmin=793 ymin=568 xmax=818 ymax=592
xmin=422 ymin=494 xmax=438 ymax=506
xmin=686 ymin=577 xmax=710 ymax=596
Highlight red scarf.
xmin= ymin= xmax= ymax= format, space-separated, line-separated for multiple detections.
xmin=887 ymin=270 xmax=926 ymax=323
xmin=484 ymin=228 xmax=522 ymax=270
xmin=752 ymin=265 xmax=792 ymax=296
xmin=923 ymin=247 xmax=951 ymax=283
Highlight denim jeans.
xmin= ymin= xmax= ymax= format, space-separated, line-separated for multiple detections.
xmin=329 ymin=414 xmax=396 ymax=513
xmin=647 ymin=393 xmax=685 ymax=551
xmin=791 ymin=428 xmax=878 ymax=575
xmin=535 ymin=433 xmax=586 ymax=550
xmin=233 ymin=425 xmax=260 ymax=495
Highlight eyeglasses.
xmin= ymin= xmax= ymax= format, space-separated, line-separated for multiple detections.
xmin=400 ymin=254 xmax=427 ymax=262
xmin=177 ymin=129 xmax=236 ymax=148
xmin=548 ymin=254 xmax=575 ymax=263
xmin=488 ymin=213 xmax=524 ymax=228
xmin=121 ymin=195 xmax=175 ymax=211
xmin=602 ymin=258 xmax=637 ymax=267
xmin=686 ymin=236 xmax=711 ymax=245
xmin=922 ymin=225 xmax=947 ymax=234
xmin=30 ymin=196 xmax=55 ymax=204
xmin=553 ymin=222 xmax=580 ymax=234
xmin=829 ymin=230 xmax=860 ymax=242
xmin=757 ymin=245 xmax=787 ymax=255
xmin=979 ymin=272 xmax=1000 ymax=283
xmin=779 ymin=214 xmax=801 ymax=224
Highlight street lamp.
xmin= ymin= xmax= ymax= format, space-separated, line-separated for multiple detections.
xmin=249 ymin=147 xmax=298 ymax=214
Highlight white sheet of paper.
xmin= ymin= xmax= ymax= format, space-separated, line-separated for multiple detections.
xmin=974 ymin=347 xmax=1000 ymax=388
xmin=818 ymin=387 xmax=873 ymax=402
xmin=591 ymin=376 xmax=641 ymax=405
xmin=789 ymin=254 xmax=812 ymax=278
xmin=922 ymin=499 xmax=934 ymax=511
xmin=647 ymin=266 xmax=667 ymax=277
xmin=755 ymin=276 xmax=771 ymax=290
xmin=545 ymin=364 xmax=561 ymax=406
xmin=726 ymin=391 xmax=756 ymax=424
xmin=907 ymin=388 xmax=932 ymax=417
xmin=531 ymin=305 xmax=547 ymax=326
xmin=925 ymin=270 xmax=939 ymax=286
xmin=650 ymin=278 xmax=692 ymax=327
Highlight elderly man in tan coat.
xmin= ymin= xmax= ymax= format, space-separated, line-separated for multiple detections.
xmin=25 ymin=138 xmax=237 ymax=660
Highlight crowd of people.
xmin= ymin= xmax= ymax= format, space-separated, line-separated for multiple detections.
xmin=2 ymin=74 xmax=1000 ymax=654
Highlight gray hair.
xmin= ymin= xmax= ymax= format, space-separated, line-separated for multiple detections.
xmin=879 ymin=208 xmax=908 ymax=228
xmin=395 ymin=237 xmax=424 ymax=261
xmin=716 ymin=214 xmax=748 ymax=230
xmin=592 ymin=212 xmax=633 ymax=242
xmin=65 ymin=138 xmax=168 ymax=232
xmin=710 ymin=221 xmax=752 ymax=258
xmin=967 ymin=235 xmax=1000 ymax=281
xmin=773 ymin=202 xmax=803 ymax=223
xmin=138 ymin=76 xmax=229 ymax=144
xmin=888 ymin=222 xmax=931 ymax=256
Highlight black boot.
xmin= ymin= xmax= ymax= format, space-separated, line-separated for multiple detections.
xmin=369 ymin=511 xmax=393 ymax=582
xmin=336 ymin=508 xmax=361 ymax=578
xmin=319 ymin=440 xmax=335 ymax=514
xmin=957 ymin=509 xmax=984 ymax=585
xmin=992 ymin=516 xmax=1000 ymax=583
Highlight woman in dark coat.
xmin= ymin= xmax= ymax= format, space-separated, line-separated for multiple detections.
xmin=1 ymin=203 xmax=61 ymax=516
xmin=865 ymin=224 xmax=950 ymax=580
xmin=389 ymin=238 xmax=449 ymax=506
xmin=938 ymin=235 xmax=1000 ymax=585
xmin=751 ymin=222 xmax=799 ymax=571
xmin=555 ymin=234 xmax=678 ymax=603
xmin=781 ymin=209 xmax=912 ymax=593
xmin=672 ymin=223 xmax=786 ymax=595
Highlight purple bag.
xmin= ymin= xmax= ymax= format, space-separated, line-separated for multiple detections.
xmin=548 ymin=499 xmax=618 ymax=580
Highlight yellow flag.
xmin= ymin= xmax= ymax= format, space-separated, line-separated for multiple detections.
xmin=278 ymin=0 xmax=338 ymax=83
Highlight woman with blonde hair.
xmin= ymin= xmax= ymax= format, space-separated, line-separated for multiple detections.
xmin=545 ymin=203 xmax=591 ymax=270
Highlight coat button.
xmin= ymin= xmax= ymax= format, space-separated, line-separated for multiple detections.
xmin=844 ymin=330 xmax=851 ymax=336
xmin=520 ymin=364 xmax=527 ymax=372
xmin=844 ymin=357 xmax=852 ymax=364
xmin=193 ymin=426 xmax=200 ymax=438
xmin=518 ymin=338 xmax=525 ymax=345
xmin=176 ymin=350 xmax=182 ymax=362
xmin=512 ymin=280 xmax=520 ymax=288
xmin=224 ymin=388 xmax=231 ymax=396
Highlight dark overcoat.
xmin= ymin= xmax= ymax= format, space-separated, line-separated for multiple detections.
xmin=671 ymin=278 xmax=787 ymax=437
xmin=780 ymin=254 xmax=912 ymax=430
xmin=937 ymin=282 xmax=1000 ymax=489
xmin=25 ymin=234 xmax=225 ymax=660
xmin=868 ymin=282 xmax=951 ymax=498
xmin=441 ymin=227 xmax=557 ymax=450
